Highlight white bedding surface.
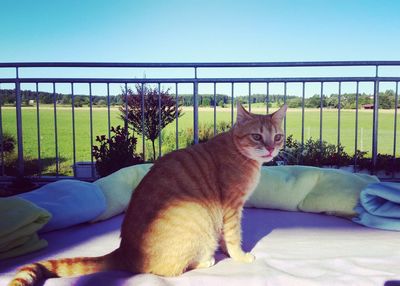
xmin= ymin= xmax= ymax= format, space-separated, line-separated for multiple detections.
xmin=1 ymin=208 xmax=400 ymax=286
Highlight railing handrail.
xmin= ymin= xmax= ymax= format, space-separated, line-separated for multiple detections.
xmin=1 ymin=77 xmax=400 ymax=84
xmin=1 ymin=61 xmax=400 ymax=68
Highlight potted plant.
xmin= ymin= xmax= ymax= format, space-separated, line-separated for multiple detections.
xmin=92 ymin=125 xmax=144 ymax=178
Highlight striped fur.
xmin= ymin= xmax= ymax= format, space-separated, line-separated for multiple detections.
xmin=9 ymin=253 xmax=120 ymax=286
xmin=9 ymin=104 xmax=286 ymax=285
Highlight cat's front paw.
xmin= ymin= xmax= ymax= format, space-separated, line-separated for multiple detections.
xmin=232 ymin=251 xmax=255 ymax=263
xmin=241 ymin=252 xmax=255 ymax=263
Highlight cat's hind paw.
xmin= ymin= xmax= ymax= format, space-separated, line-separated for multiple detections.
xmin=192 ymin=257 xmax=216 ymax=269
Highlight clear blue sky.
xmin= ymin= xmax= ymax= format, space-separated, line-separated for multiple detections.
xmin=1 ymin=0 xmax=399 ymax=62
xmin=1 ymin=0 xmax=399 ymax=96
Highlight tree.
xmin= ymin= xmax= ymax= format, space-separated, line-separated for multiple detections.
xmin=306 ymin=94 xmax=325 ymax=108
xmin=326 ymin=95 xmax=338 ymax=108
xmin=379 ymin=95 xmax=393 ymax=109
xmin=287 ymin=97 xmax=302 ymax=108
xmin=95 ymin=99 xmax=107 ymax=106
xmin=202 ymin=97 xmax=211 ymax=107
xmin=120 ymin=85 xmax=183 ymax=161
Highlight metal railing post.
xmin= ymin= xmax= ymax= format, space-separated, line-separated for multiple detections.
xmin=158 ymin=82 xmax=162 ymax=158
xmin=337 ymin=82 xmax=342 ymax=149
xmin=15 ymin=67 xmax=24 ymax=178
xmin=283 ymin=82 xmax=287 ymax=139
xmin=266 ymin=82 xmax=269 ymax=114
xmin=393 ymin=81 xmax=399 ymax=178
xmin=193 ymin=67 xmax=199 ymax=144
xmin=35 ymin=82 xmax=41 ymax=177
xmin=89 ymin=82 xmax=94 ymax=177
xmin=301 ymin=82 xmax=305 ymax=146
xmin=319 ymin=82 xmax=324 ymax=147
xmin=71 ymin=83 xmax=76 ymax=177
xmin=106 ymin=83 xmax=111 ymax=140
xmin=53 ymin=82 xmax=59 ymax=177
xmin=175 ymin=82 xmax=179 ymax=150
xmin=231 ymin=83 xmax=234 ymax=125
xmin=141 ymin=83 xmax=146 ymax=158
xmin=372 ymin=66 xmax=379 ymax=169
xmin=0 ymin=83 xmax=4 ymax=176
xmin=354 ymin=81 xmax=360 ymax=171
xmin=124 ymin=83 xmax=129 ymax=132
xmin=248 ymin=82 xmax=251 ymax=112
xmin=213 ymin=82 xmax=217 ymax=136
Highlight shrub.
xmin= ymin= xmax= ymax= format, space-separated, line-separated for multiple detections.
xmin=358 ymin=153 xmax=400 ymax=174
xmin=1 ymin=133 xmax=16 ymax=154
xmin=92 ymin=126 xmax=144 ymax=177
xmin=278 ymin=135 xmax=352 ymax=167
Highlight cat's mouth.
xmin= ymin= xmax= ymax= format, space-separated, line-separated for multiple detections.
xmin=261 ymin=149 xmax=275 ymax=159
xmin=261 ymin=155 xmax=273 ymax=158
xmin=260 ymin=153 xmax=274 ymax=161
xmin=252 ymin=148 xmax=276 ymax=162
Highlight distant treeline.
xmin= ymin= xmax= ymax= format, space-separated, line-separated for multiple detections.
xmin=0 ymin=89 xmax=124 ymax=107
xmin=0 ymin=88 xmax=398 ymax=109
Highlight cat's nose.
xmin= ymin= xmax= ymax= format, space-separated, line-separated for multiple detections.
xmin=266 ymin=146 xmax=275 ymax=153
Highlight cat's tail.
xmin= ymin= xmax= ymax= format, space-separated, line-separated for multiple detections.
xmin=8 ymin=250 xmax=124 ymax=286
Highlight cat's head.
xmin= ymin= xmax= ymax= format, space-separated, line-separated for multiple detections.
xmin=232 ymin=103 xmax=287 ymax=164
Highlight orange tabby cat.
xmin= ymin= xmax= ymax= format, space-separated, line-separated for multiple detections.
xmin=9 ymin=103 xmax=287 ymax=286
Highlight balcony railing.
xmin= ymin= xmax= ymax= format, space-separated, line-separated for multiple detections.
xmin=0 ymin=61 xmax=399 ymax=181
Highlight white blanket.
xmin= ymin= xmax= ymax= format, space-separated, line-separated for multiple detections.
xmin=1 ymin=209 xmax=399 ymax=286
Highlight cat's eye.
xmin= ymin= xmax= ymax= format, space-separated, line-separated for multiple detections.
xmin=251 ymin=134 xmax=262 ymax=141
xmin=274 ymin=134 xmax=283 ymax=142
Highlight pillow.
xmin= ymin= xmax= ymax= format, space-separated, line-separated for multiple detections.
xmin=17 ymin=179 xmax=106 ymax=232
xmin=0 ymin=197 xmax=51 ymax=259
xmin=246 ymin=166 xmax=320 ymax=211
xmin=298 ymin=169 xmax=379 ymax=217
xmin=92 ymin=163 xmax=153 ymax=222
xmin=246 ymin=165 xmax=379 ymax=217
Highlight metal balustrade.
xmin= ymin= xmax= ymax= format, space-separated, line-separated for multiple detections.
xmin=0 ymin=61 xmax=399 ymax=181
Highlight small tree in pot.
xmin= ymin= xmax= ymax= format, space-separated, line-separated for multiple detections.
xmin=120 ymin=85 xmax=183 ymax=161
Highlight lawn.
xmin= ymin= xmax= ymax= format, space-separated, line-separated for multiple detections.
xmin=1 ymin=105 xmax=399 ymax=176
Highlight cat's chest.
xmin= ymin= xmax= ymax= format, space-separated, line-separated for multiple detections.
xmin=226 ymin=167 xmax=261 ymax=201
xmin=242 ymin=170 xmax=261 ymax=200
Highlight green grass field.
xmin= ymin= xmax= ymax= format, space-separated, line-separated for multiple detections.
xmin=2 ymin=105 xmax=399 ymax=176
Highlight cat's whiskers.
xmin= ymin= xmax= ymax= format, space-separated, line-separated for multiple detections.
xmin=277 ymin=150 xmax=298 ymax=163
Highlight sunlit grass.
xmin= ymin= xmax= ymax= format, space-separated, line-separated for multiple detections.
xmin=2 ymin=105 xmax=399 ymax=175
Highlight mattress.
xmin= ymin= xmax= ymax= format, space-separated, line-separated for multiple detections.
xmin=1 ymin=208 xmax=400 ymax=286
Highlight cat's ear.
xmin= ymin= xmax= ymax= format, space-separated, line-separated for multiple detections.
xmin=236 ymin=101 xmax=253 ymax=123
xmin=271 ymin=104 xmax=287 ymax=122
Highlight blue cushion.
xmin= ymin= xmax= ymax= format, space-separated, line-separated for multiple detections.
xmin=17 ymin=180 xmax=106 ymax=233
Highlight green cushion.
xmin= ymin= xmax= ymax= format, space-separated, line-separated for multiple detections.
xmin=246 ymin=166 xmax=379 ymax=217
xmin=92 ymin=163 xmax=153 ymax=222
xmin=0 ymin=197 xmax=51 ymax=259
